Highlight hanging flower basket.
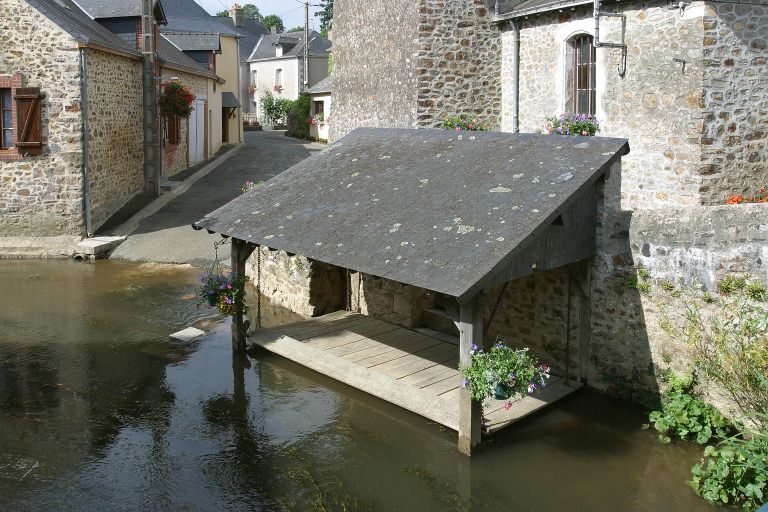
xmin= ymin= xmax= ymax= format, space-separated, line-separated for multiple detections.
xmin=159 ymin=81 xmax=196 ymax=119
xmin=197 ymin=266 xmax=246 ymax=316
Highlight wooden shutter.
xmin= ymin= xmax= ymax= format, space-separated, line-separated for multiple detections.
xmin=167 ymin=115 xmax=179 ymax=145
xmin=14 ymin=87 xmax=43 ymax=155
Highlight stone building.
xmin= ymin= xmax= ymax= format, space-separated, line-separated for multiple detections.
xmin=160 ymin=0 xmax=245 ymax=149
xmin=1 ymin=0 xmax=226 ymax=253
xmin=246 ymin=30 xmax=332 ymax=122
xmin=261 ymin=0 xmax=766 ymax=404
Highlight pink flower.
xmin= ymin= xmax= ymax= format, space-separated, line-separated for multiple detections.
xmin=504 ymin=401 xmax=512 ymax=410
xmin=582 ymin=130 xmax=588 ymax=136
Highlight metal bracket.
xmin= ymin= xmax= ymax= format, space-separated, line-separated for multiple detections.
xmin=595 ymin=11 xmax=627 ymax=77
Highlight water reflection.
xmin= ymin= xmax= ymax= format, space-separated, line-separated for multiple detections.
xmin=0 ymin=260 xmax=717 ymax=511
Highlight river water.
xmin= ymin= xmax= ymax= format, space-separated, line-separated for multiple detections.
xmin=0 ymin=259 xmax=717 ymax=511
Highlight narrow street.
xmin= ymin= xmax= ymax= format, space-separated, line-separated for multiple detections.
xmin=106 ymin=131 xmax=325 ymax=266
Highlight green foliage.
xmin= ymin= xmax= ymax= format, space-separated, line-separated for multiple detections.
xmin=689 ymin=373 xmax=768 ymax=509
xmin=259 ymin=91 xmax=293 ymax=124
xmin=746 ymin=281 xmax=766 ymax=301
xmin=685 ymin=285 xmax=768 ymax=421
xmin=215 ymin=10 xmax=228 ymax=16
xmin=648 ymin=388 xmax=734 ymax=445
xmin=459 ymin=340 xmax=550 ymax=403
xmin=242 ymin=4 xmax=261 ymax=21
xmin=690 ymin=436 xmax=768 ymax=509
xmin=287 ymin=26 xmax=304 ymax=32
xmin=327 ymin=52 xmax=333 ymax=75
xmin=660 ymin=280 xmax=676 ymax=292
xmin=286 ymin=94 xmax=310 ymax=139
xmin=315 ymin=0 xmax=333 ymax=34
xmin=440 ymin=116 xmax=490 ymax=131
xmin=717 ymin=274 xmax=747 ymax=295
xmin=262 ymin=14 xmax=284 ymax=32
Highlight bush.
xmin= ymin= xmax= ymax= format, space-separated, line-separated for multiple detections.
xmin=286 ymin=94 xmax=311 ymax=139
xmin=259 ymin=91 xmax=293 ymax=125
xmin=689 ymin=372 xmax=768 ymax=509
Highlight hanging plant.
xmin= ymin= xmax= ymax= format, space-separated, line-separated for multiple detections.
xmin=159 ymin=81 xmax=196 ymax=118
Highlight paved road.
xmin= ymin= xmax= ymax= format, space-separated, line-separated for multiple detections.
xmin=108 ymin=130 xmax=324 ymax=266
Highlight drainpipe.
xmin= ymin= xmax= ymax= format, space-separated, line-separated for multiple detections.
xmin=594 ymin=0 xmax=627 ymax=76
xmin=80 ymin=47 xmax=93 ymax=237
xmin=508 ymin=20 xmax=520 ymax=133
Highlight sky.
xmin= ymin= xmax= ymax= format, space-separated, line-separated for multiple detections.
xmin=195 ymin=0 xmax=324 ymax=32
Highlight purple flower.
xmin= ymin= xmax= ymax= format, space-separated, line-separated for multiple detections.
xmin=528 ymin=383 xmax=537 ymax=394
xmin=471 ymin=344 xmax=478 ymax=351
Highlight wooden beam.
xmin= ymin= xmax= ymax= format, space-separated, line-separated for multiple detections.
xmin=568 ymin=260 xmax=592 ymax=383
xmin=231 ymin=239 xmax=257 ymax=351
xmin=458 ymin=293 xmax=483 ymax=455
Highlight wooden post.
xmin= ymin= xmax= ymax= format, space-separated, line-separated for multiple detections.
xmin=568 ymin=260 xmax=592 ymax=383
xmin=458 ymin=292 xmax=483 ymax=455
xmin=231 ymin=238 xmax=257 ymax=351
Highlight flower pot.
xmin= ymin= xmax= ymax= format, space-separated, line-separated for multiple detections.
xmin=493 ymin=382 xmax=512 ymax=400
xmin=207 ymin=294 xmax=218 ymax=307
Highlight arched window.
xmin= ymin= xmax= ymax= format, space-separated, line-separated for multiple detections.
xmin=565 ymin=34 xmax=596 ymax=115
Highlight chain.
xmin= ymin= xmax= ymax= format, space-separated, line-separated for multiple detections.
xmin=346 ymin=267 xmax=351 ymax=311
xmin=257 ymin=246 xmax=262 ymax=329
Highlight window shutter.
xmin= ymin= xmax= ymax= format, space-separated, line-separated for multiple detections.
xmin=14 ymin=87 xmax=43 ymax=155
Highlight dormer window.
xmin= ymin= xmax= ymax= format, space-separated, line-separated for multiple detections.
xmin=276 ymin=45 xmax=283 ymax=57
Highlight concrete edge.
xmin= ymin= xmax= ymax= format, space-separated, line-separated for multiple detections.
xmin=110 ymin=144 xmax=246 ymax=237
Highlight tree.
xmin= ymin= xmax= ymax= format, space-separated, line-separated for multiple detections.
xmin=216 ymin=4 xmax=261 ymax=20
xmin=242 ymin=4 xmax=262 ymax=21
xmin=288 ymin=26 xmax=303 ymax=33
xmin=315 ymin=0 xmax=333 ymax=35
xmin=261 ymin=14 xmax=284 ymax=33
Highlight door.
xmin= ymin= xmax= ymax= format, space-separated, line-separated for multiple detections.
xmin=189 ymin=99 xmax=205 ymax=164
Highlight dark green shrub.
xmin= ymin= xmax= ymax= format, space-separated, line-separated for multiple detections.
xmin=286 ymin=95 xmax=310 ymax=139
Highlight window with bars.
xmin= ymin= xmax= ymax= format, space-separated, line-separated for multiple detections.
xmin=568 ymin=35 xmax=596 ymax=116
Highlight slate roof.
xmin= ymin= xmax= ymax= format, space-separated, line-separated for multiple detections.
xmin=247 ymin=31 xmax=331 ymax=62
xmin=194 ymin=128 xmax=629 ymax=301
xmin=24 ymin=0 xmax=142 ymax=56
xmin=306 ymin=75 xmax=332 ymax=95
xmin=159 ymin=0 xmax=240 ymax=36
xmin=162 ymin=33 xmax=220 ymax=51
xmin=157 ymin=35 xmax=218 ymax=79
xmin=215 ymin=17 xmax=269 ymax=64
xmin=73 ymin=0 xmax=165 ymax=22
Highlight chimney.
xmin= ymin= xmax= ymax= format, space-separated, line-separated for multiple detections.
xmin=271 ymin=26 xmax=278 ymax=34
xmin=230 ymin=3 xmax=244 ymax=28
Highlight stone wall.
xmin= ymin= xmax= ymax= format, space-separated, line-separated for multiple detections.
xmin=329 ymin=0 xmax=420 ymax=140
xmin=246 ymin=246 xmax=345 ymax=317
xmin=85 ymin=48 xmax=144 ymax=231
xmin=414 ymin=0 xmax=501 ymax=129
xmin=331 ymin=0 xmax=501 ymax=141
xmin=0 ymin=0 xmax=86 ymax=236
xmin=350 ymin=273 xmax=436 ymax=328
xmin=502 ymin=2 xmax=707 ymax=209
xmin=701 ymin=2 xmax=768 ymax=203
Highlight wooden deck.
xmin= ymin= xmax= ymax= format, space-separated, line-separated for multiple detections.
xmin=250 ymin=312 xmax=581 ymax=434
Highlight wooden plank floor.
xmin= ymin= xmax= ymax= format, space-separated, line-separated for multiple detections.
xmin=250 ymin=311 xmax=581 ymax=434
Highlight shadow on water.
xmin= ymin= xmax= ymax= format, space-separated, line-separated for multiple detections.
xmin=0 ymin=260 xmax=718 ymax=511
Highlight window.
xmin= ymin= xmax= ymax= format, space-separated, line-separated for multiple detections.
xmin=567 ymin=34 xmax=596 ymax=115
xmin=166 ymin=115 xmax=180 ymax=145
xmin=1 ymin=89 xmax=12 ymax=149
xmin=313 ymin=100 xmax=324 ymax=116
xmin=275 ymin=69 xmax=283 ymax=88
xmin=251 ymin=70 xmax=257 ymax=87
